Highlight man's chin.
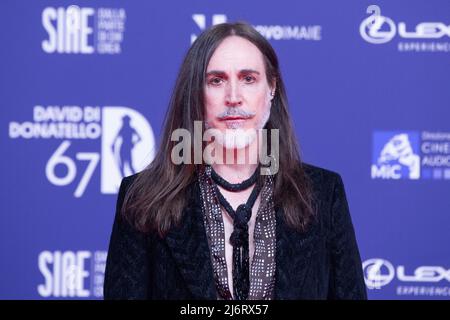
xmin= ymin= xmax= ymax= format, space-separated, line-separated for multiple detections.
xmin=217 ymin=130 xmax=257 ymax=150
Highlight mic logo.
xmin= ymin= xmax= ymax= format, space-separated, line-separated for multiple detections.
xmin=371 ymin=132 xmax=420 ymax=180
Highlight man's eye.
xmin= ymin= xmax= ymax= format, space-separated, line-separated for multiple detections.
xmin=209 ymin=77 xmax=223 ymax=85
xmin=243 ymin=75 xmax=256 ymax=83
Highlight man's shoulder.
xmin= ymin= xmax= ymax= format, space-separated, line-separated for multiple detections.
xmin=122 ymin=172 xmax=140 ymax=185
xmin=301 ymin=163 xmax=349 ymax=223
xmin=120 ymin=164 xmax=344 ymax=196
xmin=118 ymin=173 xmax=140 ymax=195
xmin=300 ymin=162 xmax=347 ymax=204
xmin=301 ymin=162 xmax=342 ymax=185
xmin=122 ymin=165 xmax=342 ymax=183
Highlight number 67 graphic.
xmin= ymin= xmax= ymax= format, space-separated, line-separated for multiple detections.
xmin=46 ymin=140 xmax=100 ymax=198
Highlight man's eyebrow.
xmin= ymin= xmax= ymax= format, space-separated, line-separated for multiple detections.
xmin=239 ymin=69 xmax=260 ymax=75
xmin=205 ymin=69 xmax=260 ymax=76
xmin=206 ymin=70 xmax=227 ymax=77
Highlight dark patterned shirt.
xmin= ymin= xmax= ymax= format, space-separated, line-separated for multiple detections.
xmin=198 ymin=166 xmax=277 ymax=300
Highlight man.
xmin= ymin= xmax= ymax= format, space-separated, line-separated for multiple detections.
xmin=104 ymin=22 xmax=367 ymax=300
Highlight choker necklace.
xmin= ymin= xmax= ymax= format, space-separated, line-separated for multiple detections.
xmin=211 ymin=166 xmax=259 ymax=192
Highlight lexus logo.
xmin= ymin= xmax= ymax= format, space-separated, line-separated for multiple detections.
xmin=363 ymin=258 xmax=395 ymax=289
xmin=363 ymin=258 xmax=450 ymax=289
xmin=360 ymin=5 xmax=450 ymax=45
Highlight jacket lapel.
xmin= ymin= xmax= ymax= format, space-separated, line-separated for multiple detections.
xmin=165 ymin=182 xmax=317 ymax=300
xmin=273 ymin=207 xmax=317 ymax=299
xmin=164 ymin=183 xmax=217 ymax=300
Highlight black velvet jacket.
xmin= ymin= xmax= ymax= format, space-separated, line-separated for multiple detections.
xmin=104 ymin=163 xmax=367 ymax=300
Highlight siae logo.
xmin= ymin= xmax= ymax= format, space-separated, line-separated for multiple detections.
xmin=371 ymin=131 xmax=420 ymax=180
xmin=42 ymin=5 xmax=126 ymax=54
xmin=42 ymin=5 xmax=95 ymax=54
xmin=360 ymin=5 xmax=450 ymax=44
xmin=38 ymin=250 xmax=107 ymax=298
xmin=191 ymin=14 xmax=227 ymax=44
xmin=38 ymin=251 xmax=91 ymax=298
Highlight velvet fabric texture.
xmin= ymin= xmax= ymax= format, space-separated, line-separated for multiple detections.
xmin=103 ymin=163 xmax=367 ymax=300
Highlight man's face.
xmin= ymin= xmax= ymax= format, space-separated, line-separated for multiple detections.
xmin=204 ymin=36 xmax=274 ymax=148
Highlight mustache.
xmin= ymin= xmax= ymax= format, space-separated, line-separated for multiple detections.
xmin=216 ymin=108 xmax=256 ymax=120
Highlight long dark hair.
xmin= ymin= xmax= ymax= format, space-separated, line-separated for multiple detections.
xmin=122 ymin=22 xmax=316 ymax=237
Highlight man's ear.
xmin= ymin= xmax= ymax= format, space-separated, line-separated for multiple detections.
xmin=270 ymin=78 xmax=277 ymax=98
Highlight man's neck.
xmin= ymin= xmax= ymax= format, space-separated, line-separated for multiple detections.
xmin=212 ymin=141 xmax=259 ymax=183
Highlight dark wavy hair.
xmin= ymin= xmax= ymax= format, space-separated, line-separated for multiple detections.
xmin=122 ymin=22 xmax=316 ymax=237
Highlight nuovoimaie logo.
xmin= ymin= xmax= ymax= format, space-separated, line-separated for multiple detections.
xmin=190 ymin=14 xmax=322 ymax=44
xmin=191 ymin=14 xmax=227 ymax=44
xmin=372 ymin=131 xmax=450 ymax=180
xmin=8 ymin=105 xmax=155 ymax=197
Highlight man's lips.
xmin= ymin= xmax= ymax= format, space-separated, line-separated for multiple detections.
xmin=218 ymin=116 xmax=253 ymax=129
xmin=221 ymin=117 xmax=245 ymax=121
xmin=219 ymin=115 xmax=253 ymax=121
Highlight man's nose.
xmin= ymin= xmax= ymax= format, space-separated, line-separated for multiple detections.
xmin=225 ymin=80 xmax=242 ymax=107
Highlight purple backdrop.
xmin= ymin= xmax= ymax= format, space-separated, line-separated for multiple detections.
xmin=1 ymin=0 xmax=449 ymax=299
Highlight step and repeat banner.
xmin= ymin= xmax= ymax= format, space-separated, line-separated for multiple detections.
xmin=1 ymin=0 xmax=449 ymax=299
